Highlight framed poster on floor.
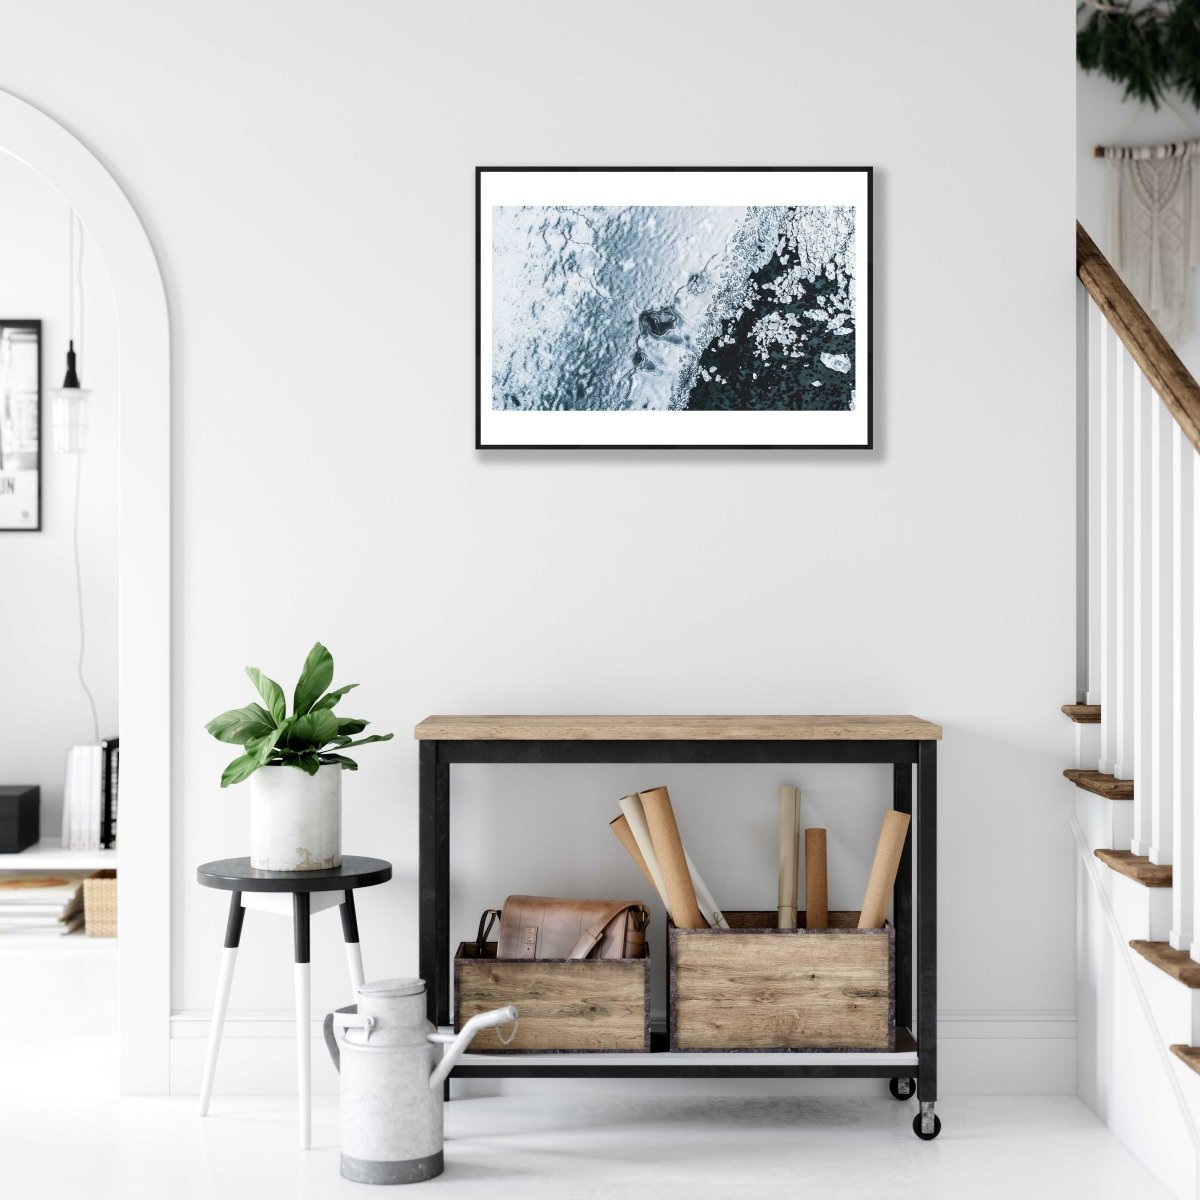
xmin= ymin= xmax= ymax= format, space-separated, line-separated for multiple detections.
xmin=0 ymin=319 xmax=41 ymax=529
xmin=477 ymin=167 xmax=871 ymax=450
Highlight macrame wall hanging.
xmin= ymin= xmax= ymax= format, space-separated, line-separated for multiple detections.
xmin=1098 ymin=139 xmax=1200 ymax=341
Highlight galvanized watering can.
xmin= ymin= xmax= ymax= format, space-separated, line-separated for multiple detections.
xmin=324 ymin=977 xmax=517 ymax=1185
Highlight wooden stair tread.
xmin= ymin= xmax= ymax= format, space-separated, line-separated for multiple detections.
xmin=1063 ymin=769 xmax=1134 ymax=799
xmin=1094 ymin=849 xmax=1172 ymax=887
xmin=1062 ymin=704 xmax=1101 ymax=724
xmin=1170 ymin=1045 xmax=1200 ymax=1076
xmin=1130 ymin=941 xmax=1200 ymax=987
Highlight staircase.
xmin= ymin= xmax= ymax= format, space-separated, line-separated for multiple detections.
xmin=1073 ymin=224 xmax=1200 ymax=1199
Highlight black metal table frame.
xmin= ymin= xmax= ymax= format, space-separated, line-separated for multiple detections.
xmin=418 ymin=737 xmax=935 ymax=1114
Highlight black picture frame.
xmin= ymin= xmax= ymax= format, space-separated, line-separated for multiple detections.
xmin=0 ymin=319 xmax=43 ymax=530
xmin=476 ymin=166 xmax=872 ymax=451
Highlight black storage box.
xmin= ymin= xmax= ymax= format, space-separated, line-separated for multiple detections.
xmin=0 ymin=786 xmax=39 ymax=853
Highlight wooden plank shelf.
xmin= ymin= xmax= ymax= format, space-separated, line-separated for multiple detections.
xmin=414 ymin=714 xmax=943 ymax=742
xmin=1061 ymin=704 xmax=1101 ymax=724
xmin=1130 ymin=941 xmax=1200 ymax=987
xmin=1094 ymin=850 xmax=1172 ymax=888
xmin=1063 ymin=769 xmax=1134 ymax=800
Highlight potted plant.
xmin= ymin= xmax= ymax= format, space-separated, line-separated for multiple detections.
xmin=206 ymin=642 xmax=393 ymax=871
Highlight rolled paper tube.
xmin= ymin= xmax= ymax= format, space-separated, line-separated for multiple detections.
xmin=858 ymin=810 xmax=912 ymax=929
xmin=683 ymin=849 xmax=730 ymax=930
xmin=778 ymin=786 xmax=799 ymax=929
xmin=609 ymin=813 xmax=662 ymax=899
xmin=638 ymin=785 xmax=708 ymax=929
xmin=805 ymin=828 xmax=828 ymax=930
xmin=617 ymin=794 xmax=670 ymax=911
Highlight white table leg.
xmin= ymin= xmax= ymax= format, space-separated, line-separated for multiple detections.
xmin=200 ymin=892 xmax=245 ymax=1117
xmin=345 ymin=940 xmax=365 ymax=993
xmin=199 ymin=946 xmax=238 ymax=1115
xmin=293 ymin=890 xmax=312 ymax=1150
xmin=295 ymin=960 xmax=311 ymax=1149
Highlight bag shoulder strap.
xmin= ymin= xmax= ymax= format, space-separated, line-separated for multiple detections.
xmin=566 ymin=901 xmax=649 ymax=960
xmin=475 ymin=907 xmax=501 ymax=953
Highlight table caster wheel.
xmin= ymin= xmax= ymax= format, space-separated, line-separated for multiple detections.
xmin=889 ymin=1077 xmax=915 ymax=1101
xmin=913 ymin=1112 xmax=942 ymax=1140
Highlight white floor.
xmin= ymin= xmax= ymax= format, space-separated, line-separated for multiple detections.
xmin=0 ymin=944 xmax=1175 ymax=1199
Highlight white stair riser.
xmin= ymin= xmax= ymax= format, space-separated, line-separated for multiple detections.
xmin=1106 ymin=871 xmax=1172 ymax=943
xmin=1073 ymin=722 xmax=1102 ymax=771
xmin=1076 ymin=791 xmax=1134 ymax=856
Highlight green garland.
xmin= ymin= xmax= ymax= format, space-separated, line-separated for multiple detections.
xmin=1078 ymin=0 xmax=1200 ymax=109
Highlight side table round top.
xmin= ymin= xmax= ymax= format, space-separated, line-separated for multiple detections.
xmin=197 ymin=856 xmax=392 ymax=893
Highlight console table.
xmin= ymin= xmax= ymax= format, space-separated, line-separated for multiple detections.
xmin=414 ymin=715 xmax=941 ymax=1139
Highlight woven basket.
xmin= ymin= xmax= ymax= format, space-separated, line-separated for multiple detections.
xmin=83 ymin=870 xmax=117 ymax=938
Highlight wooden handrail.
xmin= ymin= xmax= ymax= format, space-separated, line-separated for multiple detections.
xmin=1077 ymin=221 xmax=1200 ymax=454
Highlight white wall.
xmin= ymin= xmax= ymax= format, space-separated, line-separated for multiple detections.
xmin=0 ymin=152 xmax=117 ymax=835
xmin=1078 ymin=68 xmax=1200 ymax=375
xmin=0 ymin=1 xmax=1076 ymax=1093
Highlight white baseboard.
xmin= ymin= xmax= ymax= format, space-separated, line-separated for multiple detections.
xmin=169 ymin=1009 xmax=1076 ymax=1098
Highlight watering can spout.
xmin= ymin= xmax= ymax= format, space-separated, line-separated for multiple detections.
xmin=427 ymin=1006 xmax=518 ymax=1090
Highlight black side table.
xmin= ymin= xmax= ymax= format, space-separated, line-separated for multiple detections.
xmin=196 ymin=855 xmax=391 ymax=1148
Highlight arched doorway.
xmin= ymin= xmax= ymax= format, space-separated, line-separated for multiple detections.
xmin=0 ymin=89 xmax=170 ymax=1094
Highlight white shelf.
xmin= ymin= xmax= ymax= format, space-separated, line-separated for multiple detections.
xmin=0 ymin=930 xmax=116 ymax=948
xmin=0 ymin=837 xmax=117 ymax=871
xmin=439 ymin=1026 xmax=919 ymax=1070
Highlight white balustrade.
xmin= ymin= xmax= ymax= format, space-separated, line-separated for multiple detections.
xmin=1080 ymin=229 xmax=1200 ymax=969
xmin=1190 ymin=460 xmax=1200 ymax=965
xmin=1115 ymin=348 xmax=1137 ymax=782
xmin=1170 ymin=424 xmax=1195 ymax=947
xmin=1149 ymin=399 xmax=1176 ymax=865
xmin=1132 ymin=368 xmax=1155 ymax=852
xmin=1086 ymin=299 xmax=1102 ymax=709
xmin=1099 ymin=320 xmax=1121 ymax=778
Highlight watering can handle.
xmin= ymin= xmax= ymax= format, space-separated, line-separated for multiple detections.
xmin=323 ymin=1012 xmax=340 ymax=1073
xmin=324 ymin=1004 xmax=374 ymax=1072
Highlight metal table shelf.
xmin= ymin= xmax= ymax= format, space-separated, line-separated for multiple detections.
xmin=415 ymin=715 xmax=940 ymax=1135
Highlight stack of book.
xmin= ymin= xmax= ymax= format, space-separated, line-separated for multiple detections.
xmin=0 ymin=872 xmax=88 ymax=935
xmin=61 ymin=738 xmax=119 ymax=851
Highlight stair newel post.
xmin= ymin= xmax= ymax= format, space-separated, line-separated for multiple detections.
xmin=1149 ymin=399 xmax=1176 ymax=867
xmin=1169 ymin=427 xmax=1195 ymax=950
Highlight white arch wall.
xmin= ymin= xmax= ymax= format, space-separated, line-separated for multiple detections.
xmin=0 ymin=90 xmax=171 ymax=1094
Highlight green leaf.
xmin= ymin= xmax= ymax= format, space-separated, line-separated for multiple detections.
xmin=206 ymin=703 xmax=275 ymax=746
xmin=245 ymin=667 xmax=286 ymax=724
xmin=220 ymin=752 xmax=261 ymax=787
xmin=336 ymin=732 xmax=394 ymax=751
xmin=294 ymin=752 xmax=321 ymax=776
xmin=336 ymin=717 xmax=369 ymax=737
xmin=312 ymin=683 xmax=358 ymax=712
xmin=281 ymin=708 xmax=340 ymax=753
xmin=293 ymin=642 xmax=335 ymax=716
xmin=249 ymin=726 xmax=284 ymax=766
xmin=319 ymin=753 xmax=359 ymax=771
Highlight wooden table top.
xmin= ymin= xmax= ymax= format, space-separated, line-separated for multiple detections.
xmin=413 ymin=715 xmax=942 ymax=742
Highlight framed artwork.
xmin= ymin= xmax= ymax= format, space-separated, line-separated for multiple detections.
xmin=0 ymin=320 xmax=41 ymax=529
xmin=476 ymin=167 xmax=871 ymax=450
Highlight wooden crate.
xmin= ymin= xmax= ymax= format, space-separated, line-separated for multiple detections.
xmin=454 ymin=941 xmax=650 ymax=1053
xmin=669 ymin=910 xmax=894 ymax=1052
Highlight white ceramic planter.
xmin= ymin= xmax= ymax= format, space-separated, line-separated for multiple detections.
xmin=250 ymin=762 xmax=342 ymax=871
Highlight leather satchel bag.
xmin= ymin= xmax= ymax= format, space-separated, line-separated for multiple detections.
xmin=474 ymin=895 xmax=650 ymax=961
